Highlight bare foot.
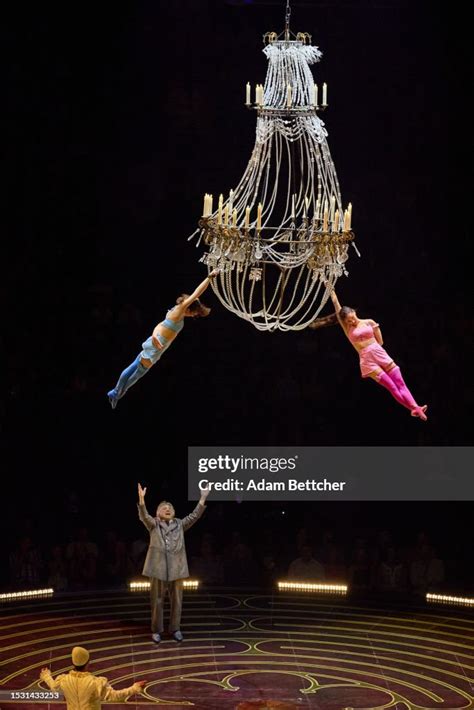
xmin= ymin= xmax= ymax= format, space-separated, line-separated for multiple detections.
xmin=411 ymin=405 xmax=428 ymax=421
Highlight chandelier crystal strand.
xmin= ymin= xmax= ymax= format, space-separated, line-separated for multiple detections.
xmin=192 ymin=11 xmax=356 ymax=331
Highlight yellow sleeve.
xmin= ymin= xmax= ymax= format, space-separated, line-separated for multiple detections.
xmin=97 ymin=677 xmax=141 ymax=702
xmin=40 ymin=670 xmax=64 ymax=690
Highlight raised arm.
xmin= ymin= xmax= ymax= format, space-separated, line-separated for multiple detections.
xmin=100 ymin=678 xmax=146 ymax=702
xmin=178 ymin=269 xmax=219 ymax=311
xmin=182 ymin=486 xmax=209 ymax=532
xmin=325 ymin=284 xmax=349 ymax=334
xmin=329 ymin=288 xmax=342 ymax=313
xmin=137 ymin=483 xmax=156 ymax=532
xmin=40 ymin=669 xmax=63 ymax=691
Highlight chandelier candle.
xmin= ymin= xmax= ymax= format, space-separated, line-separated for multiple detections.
xmin=193 ymin=9 xmax=356 ymax=331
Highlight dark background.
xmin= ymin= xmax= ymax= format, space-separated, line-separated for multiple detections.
xmin=2 ymin=1 xmax=472 ymax=590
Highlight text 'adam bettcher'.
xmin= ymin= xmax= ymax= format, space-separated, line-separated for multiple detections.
xmin=198 ymin=478 xmax=347 ymax=492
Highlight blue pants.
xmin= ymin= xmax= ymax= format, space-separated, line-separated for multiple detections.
xmin=108 ymin=354 xmax=149 ymax=406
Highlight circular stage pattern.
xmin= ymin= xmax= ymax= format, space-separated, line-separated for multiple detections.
xmin=0 ymin=590 xmax=473 ymax=709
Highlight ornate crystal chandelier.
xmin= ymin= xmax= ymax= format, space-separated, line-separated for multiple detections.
xmin=190 ymin=2 xmax=358 ymax=331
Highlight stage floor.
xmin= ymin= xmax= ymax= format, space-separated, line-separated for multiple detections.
xmin=0 ymin=589 xmax=473 ymax=709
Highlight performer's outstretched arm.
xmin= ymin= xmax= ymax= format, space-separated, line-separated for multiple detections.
xmin=40 ymin=669 xmax=63 ymax=690
xmin=137 ymin=483 xmax=156 ymax=531
xmin=327 ymin=287 xmax=350 ymax=336
xmin=329 ymin=288 xmax=342 ymax=313
xmin=182 ymin=486 xmax=210 ymax=531
xmin=177 ymin=269 xmax=220 ymax=313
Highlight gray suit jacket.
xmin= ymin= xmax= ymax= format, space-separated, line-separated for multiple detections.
xmin=138 ymin=502 xmax=205 ymax=581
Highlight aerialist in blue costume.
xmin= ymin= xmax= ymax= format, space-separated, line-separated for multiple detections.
xmin=107 ymin=269 xmax=219 ymax=408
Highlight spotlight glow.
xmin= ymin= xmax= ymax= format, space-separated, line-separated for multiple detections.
xmin=129 ymin=580 xmax=199 ymax=591
xmin=277 ymin=581 xmax=347 ymax=594
xmin=426 ymin=593 xmax=474 ymax=607
xmin=0 ymin=588 xmax=54 ymax=601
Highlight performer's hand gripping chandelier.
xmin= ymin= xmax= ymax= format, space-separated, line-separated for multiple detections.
xmin=191 ymin=1 xmax=358 ymax=331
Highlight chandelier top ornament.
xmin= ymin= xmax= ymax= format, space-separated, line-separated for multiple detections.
xmin=190 ymin=0 xmax=359 ymax=331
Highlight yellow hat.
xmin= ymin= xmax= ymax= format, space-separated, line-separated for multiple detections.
xmin=71 ymin=647 xmax=89 ymax=666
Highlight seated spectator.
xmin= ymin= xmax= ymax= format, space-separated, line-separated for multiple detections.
xmin=260 ymin=554 xmax=280 ymax=587
xmin=288 ymin=546 xmax=325 ymax=581
xmin=190 ymin=539 xmax=224 ymax=585
xmin=129 ymin=538 xmax=148 ymax=576
xmin=316 ymin=529 xmax=346 ymax=580
xmin=409 ymin=544 xmax=445 ymax=596
xmin=348 ymin=539 xmax=371 ymax=591
xmin=375 ymin=547 xmax=407 ymax=593
xmin=102 ymin=530 xmax=129 ymax=585
xmin=223 ymin=543 xmax=259 ymax=587
xmin=66 ymin=528 xmax=98 ymax=589
xmin=48 ymin=545 xmax=68 ymax=591
xmin=9 ymin=536 xmax=42 ymax=587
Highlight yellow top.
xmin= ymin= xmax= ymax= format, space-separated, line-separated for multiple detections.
xmin=40 ymin=668 xmax=142 ymax=710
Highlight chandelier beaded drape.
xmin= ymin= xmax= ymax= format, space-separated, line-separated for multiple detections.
xmin=190 ymin=22 xmax=357 ymax=332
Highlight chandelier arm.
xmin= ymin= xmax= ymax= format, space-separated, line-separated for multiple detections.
xmin=259 ymin=136 xmax=273 ymax=230
xmin=262 ymin=267 xmax=284 ymax=317
xmin=304 ymin=131 xmax=315 ymax=214
xmin=224 ymin=267 xmax=246 ymax=319
xmin=296 ymin=132 xmax=307 ymax=216
xmin=271 ymin=259 xmax=312 ymax=319
xmin=272 ymin=130 xmax=289 ymax=237
xmin=284 ymin=275 xmax=337 ymax=331
xmin=264 ymin=132 xmax=280 ymax=228
xmin=288 ymin=271 xmax=324 ymax=324
xmin=279 ymin=280 xmax=321 ymax=331
xmin=233 ymin=149 xmax=261 ymax=221
xmin=232 ymin=265 xmax=247 ymax=316
xmin=233 ymin=141 xmax=264 ymax=216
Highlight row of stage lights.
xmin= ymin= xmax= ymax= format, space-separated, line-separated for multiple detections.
xmin=1 ymin=586 xmax=473 ymax=607
xmin=0 ymin=588 xmax=54 ymax=601
xmin=426 ymin=593 xmax=474 ymax=607
xmin=129 ymin=580 xmax=200 ymax=591
xmin=277 ymin=582 xmax=347 ymax=594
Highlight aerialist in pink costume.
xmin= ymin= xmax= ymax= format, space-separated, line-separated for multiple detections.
xmin=310 ymin=287 xmax=428 ymax=420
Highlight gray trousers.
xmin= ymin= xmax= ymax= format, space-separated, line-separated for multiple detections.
xmin=150 ymin=578 xmax=183 ymax=633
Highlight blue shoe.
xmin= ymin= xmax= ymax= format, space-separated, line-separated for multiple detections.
xmin=151 ymin=632 xmax=161 ymax=644
xmin=107 ymin=390 xmax=118 ymax=409
xmin=173 ymin=630 xmax=183 ymax=642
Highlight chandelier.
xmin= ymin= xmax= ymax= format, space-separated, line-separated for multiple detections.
xmin=190 ymin=2 xmax=358 ymax=331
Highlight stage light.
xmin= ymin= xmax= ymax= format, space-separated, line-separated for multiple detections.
xmin=426 ymin=592 xmax=474 ymax=607
xmin=277 ymin=581 xmax=347 ymax=594
xmin=0 ymin=588 xmax=54 ymax=601
xmin=129 ymin=580 xmax=200 ymax=591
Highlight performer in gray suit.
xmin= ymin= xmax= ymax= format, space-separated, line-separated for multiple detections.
xmin=137 ymin=482 xmax=209 ymax=644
